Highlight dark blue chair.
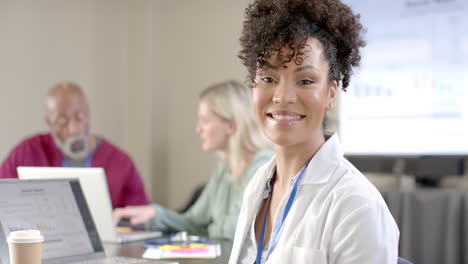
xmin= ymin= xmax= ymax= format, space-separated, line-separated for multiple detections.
xmin=178 ymin=184 xmax=205 ymax=213
xmin=398 ymin=257 xmax=413 ymax=264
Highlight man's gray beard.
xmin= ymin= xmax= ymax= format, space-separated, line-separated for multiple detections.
xmin=55 ymin=134 xmax=90 ymax=161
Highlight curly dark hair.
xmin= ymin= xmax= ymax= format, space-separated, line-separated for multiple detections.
xmin=239 ymin=0 xmax=366 ymax=91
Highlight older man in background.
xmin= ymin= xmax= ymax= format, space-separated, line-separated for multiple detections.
xmin=0 ymin=81 xmax=149 ymax=208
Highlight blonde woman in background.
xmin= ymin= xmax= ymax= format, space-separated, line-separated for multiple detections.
xmin=113 ymin=80 xmax=273 ymax=240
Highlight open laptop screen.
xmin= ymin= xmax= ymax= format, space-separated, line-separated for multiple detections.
xmin=0 ymin=179 xmax=103 ymax=261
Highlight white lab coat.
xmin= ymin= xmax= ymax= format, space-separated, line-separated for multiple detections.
xmin=229 ymin=133 xmax=399 ymax=264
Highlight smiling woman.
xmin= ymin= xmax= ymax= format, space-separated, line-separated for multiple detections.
xmin=229 ymin=0 xmax=400 ymax=264
xmin=253 ymin=37 xmax=336 ymax=150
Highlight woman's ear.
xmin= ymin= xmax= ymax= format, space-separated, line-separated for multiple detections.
xmin=227 ymin=120 xmax=237 ymax=135
xmin=326 ymin=81 xmax=338 ymax=110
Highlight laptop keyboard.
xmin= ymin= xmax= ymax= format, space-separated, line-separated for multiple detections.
xmin=70 ymin=256 xmax=148 ymax=264
xmin=118 ymin=231 xmax=163 ymax=243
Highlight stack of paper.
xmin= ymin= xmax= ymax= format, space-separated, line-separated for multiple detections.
xmin=142 ymin=243 xmax=221 ymax=259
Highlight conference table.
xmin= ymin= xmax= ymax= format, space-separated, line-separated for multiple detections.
xmin=104 ymin=239 xmax=232 ymax=264
xmin=107 ymin=188 xmax=468 ymax=264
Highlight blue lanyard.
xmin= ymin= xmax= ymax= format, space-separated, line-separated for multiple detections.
xmin=255 ymin=158 xmax=312 ymax=264
xmin=62 ymin=155 xmax=92 ymax=167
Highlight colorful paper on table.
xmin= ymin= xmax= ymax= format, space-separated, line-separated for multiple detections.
xmin=142 ymin=243 xmax=221 ymax=259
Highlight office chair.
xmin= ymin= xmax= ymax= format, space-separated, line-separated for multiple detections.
xmin=398 ymin=257 xmax=413 ymax=264
xmin=178 ymin=184 xmax=206 ymax=213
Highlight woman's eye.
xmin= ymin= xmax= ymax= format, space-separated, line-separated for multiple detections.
xmin=298 ymin=79 xmax=314 ymax=85
xmin=261 ymin=77 xmax=275 ymax=83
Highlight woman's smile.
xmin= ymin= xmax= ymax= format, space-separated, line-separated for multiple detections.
xmin=266 ymin=110 xmax=305 ymax=125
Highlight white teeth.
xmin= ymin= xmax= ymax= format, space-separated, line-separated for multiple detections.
xmin=272 ymin=114 xmax=302 ymax=120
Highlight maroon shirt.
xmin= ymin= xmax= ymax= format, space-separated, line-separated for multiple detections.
xmin=0 ymin=133 xmax=149 ymax=208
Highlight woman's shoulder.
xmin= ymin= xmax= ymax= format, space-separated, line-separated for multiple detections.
xmin=247 ymin=150 xmax=274 ymax=172
xmin=245 ymin=150 xmax=274 ymax=178
xmin=236 ymin=150 xmax=274 ymax=183
xmin=242 ymin=155 xmax=275 ymax=195
xmin=253 ymin=149 xmax=274 ymax=163
xmin=330 ymin=157 xmax=390 ymax=215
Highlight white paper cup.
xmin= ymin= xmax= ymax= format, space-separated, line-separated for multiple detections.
xmin=7 ymin=230 xmax=44 ymax=264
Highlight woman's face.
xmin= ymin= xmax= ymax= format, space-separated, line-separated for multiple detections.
xmin=252 ymin=37 xmax=337 ymax=148
xmin=196 ymin=100 xmax=234 ymax=152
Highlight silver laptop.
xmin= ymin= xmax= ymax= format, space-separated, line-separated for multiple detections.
xmin=17 ymin=167 xmax=162 ymax=243
xmin=0 ymin=179 xmax=170 ymax=264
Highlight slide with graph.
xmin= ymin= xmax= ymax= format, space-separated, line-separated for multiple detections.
xmin=340 ymin=0 xmax=468 ymax=155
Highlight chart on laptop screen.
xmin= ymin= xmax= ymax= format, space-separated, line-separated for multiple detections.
xmin=0 ymin=181 xmax=94 ymax=259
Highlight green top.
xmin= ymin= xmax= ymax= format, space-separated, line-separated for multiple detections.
xmin=147 ymin=150 xmax=273 ymax=240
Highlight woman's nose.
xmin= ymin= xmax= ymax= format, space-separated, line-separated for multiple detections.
xmin=272 ymin=81 xmax=297 ymax=104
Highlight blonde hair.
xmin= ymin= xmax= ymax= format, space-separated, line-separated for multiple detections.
xmin=200 ymin=80 xmax=271 ymax=173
